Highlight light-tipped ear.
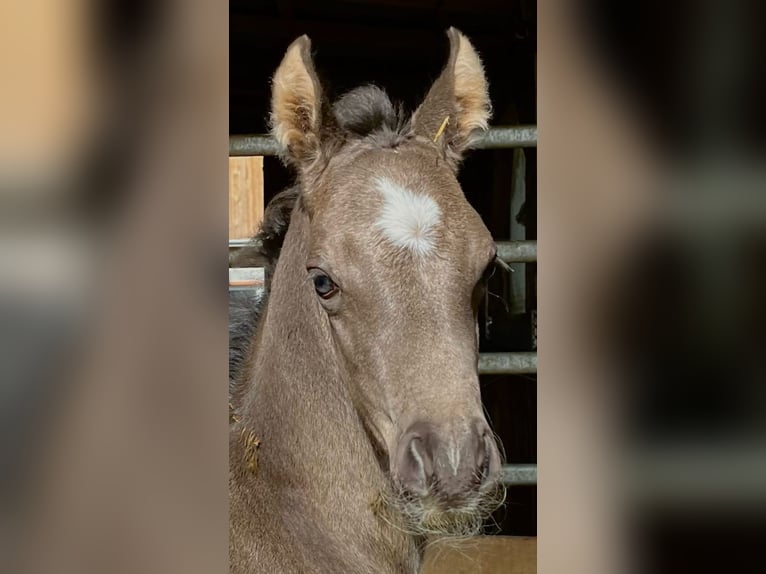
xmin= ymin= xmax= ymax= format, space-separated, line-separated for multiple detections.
xmin=270 ymin=35 xmax=323 ymax=166
xmin=411 ymin=28 xmax=491 ymax=163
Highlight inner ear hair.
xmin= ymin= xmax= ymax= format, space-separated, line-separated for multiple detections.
xmin=412 ymin=27 xmax=491 ymax=160
xmin=270 ymin=35 xmax=323 ymax=165
xmin=451 ymin=28 xmax=491 ymax=137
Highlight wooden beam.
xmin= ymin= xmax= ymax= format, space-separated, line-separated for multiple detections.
xmin=423 ymin=536 xmax=536 ymax=574
xmin=228 ymin=156 xmax=264 ymax=241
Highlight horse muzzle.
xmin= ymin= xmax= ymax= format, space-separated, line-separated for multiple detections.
xmin=392 ymin=419 xmax=502 ymax=501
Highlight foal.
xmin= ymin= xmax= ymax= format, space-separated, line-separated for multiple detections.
xmin=230 ymin=28 xmax=504 ymax=573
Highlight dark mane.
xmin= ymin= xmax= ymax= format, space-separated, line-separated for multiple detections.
xmin=229 ymin=86 xmax=409 ymax=391
xmin=332 ymin=85 xmax=408 ymax=144
xmin=229 ymin=186 xmax=298 ymax=393
xmin=229 ymin=185 xmax=300 ymax=285
xmin=228 ymin=289 xmax=263 ymax=396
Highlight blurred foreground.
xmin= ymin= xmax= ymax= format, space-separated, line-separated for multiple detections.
xmin=539 ymin=1 xmax=766 ymax=573
xmin=1 ymin=1 xmax=227 ymax=573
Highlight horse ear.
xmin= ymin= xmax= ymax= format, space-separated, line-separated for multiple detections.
xmin=411 ymin=28 xmax=491 ymax=163
xmin=270 ymin=35 xmax=324 ymax=166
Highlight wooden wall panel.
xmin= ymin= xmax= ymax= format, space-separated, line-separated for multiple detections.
xmin=229 ymin=156 xmax=264 ymax=240
xmin=424 ymin=536 xmax=536 ymax=574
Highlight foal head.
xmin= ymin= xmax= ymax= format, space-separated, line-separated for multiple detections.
xmin=271 ymin=28 xmax=503 ymax=535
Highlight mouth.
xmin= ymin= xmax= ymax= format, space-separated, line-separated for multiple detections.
xmin=372 ymin=479 xmax=506 ymax=538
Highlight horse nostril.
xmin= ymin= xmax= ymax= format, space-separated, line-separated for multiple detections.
xmin=479 ymin=438 xmax=491 ymax=482
xmin=408 ymin=438 xmax=427 ymax=482
xmin=474 ymin=431 xmax=489 ymax=483
xmin=473 ymin=427 xmax=499 ymax=486
xmin=395 ymin=428 xmax=435 ymax=494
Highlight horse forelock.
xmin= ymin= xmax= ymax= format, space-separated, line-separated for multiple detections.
xmin=332 ymin=85 xmax=409 ymax=145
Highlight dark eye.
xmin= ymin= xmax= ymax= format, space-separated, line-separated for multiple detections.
xmin=313 ymin=274 xmax=338 ymax=299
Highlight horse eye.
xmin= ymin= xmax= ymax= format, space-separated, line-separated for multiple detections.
xmin=313 ymin=274 xmax=338 ymax=299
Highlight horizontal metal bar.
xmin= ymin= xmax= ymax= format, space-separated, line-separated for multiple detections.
xmin=230 ymin=239 xmax=536 ymax=263
xmin=470 ymin=126 xmax=537 ymax=149
xmin=230 ymin=135 xmax=281 ymax=157
xmin=479 ymin=352 xmax=537 ymax=375
xmin=229 ymin=238 xmax=254 ymax=249
xmin=501 ymin=464 xmax=537 ymax=486
xmin=229 ymin=126 xmax=537 ymax=157
xmin=496 ymin=240 xmax=536 ymax=263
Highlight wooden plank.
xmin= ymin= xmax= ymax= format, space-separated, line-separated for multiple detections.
xmin=229 ymin=156 xmax=264 ymax=241
xmin=423 ymin=536 xmax=536 ymax=574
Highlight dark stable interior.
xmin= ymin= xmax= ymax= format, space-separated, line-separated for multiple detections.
xmin=230 ymin=0 xmax=537 ymax=537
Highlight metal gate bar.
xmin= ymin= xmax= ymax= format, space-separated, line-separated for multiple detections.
xmin=496 ymin=240 xmax=536 ymax=263
xmin=230 ymin=135 xmax=281 ymax=157
xmin=229 ymin=125 xmax=537 ymax=157
xmin=501 ymin=464 xmax=537 ymax=486
xmin=479 ymin=352 xmax=537 ymax=375
xmin=231 ymin=239 xmax=537 ymax=264
xmin=473 ymin=126 xmax=537 ymax=149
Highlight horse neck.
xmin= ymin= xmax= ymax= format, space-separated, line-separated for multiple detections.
xmin=242 ymin=205 xmax=383 ymax=509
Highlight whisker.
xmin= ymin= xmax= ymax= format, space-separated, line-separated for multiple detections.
xmin=487 ymin=289 xmax=511 ymax=315
xmin=372 ymin=478 xmax=508 ymax=541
